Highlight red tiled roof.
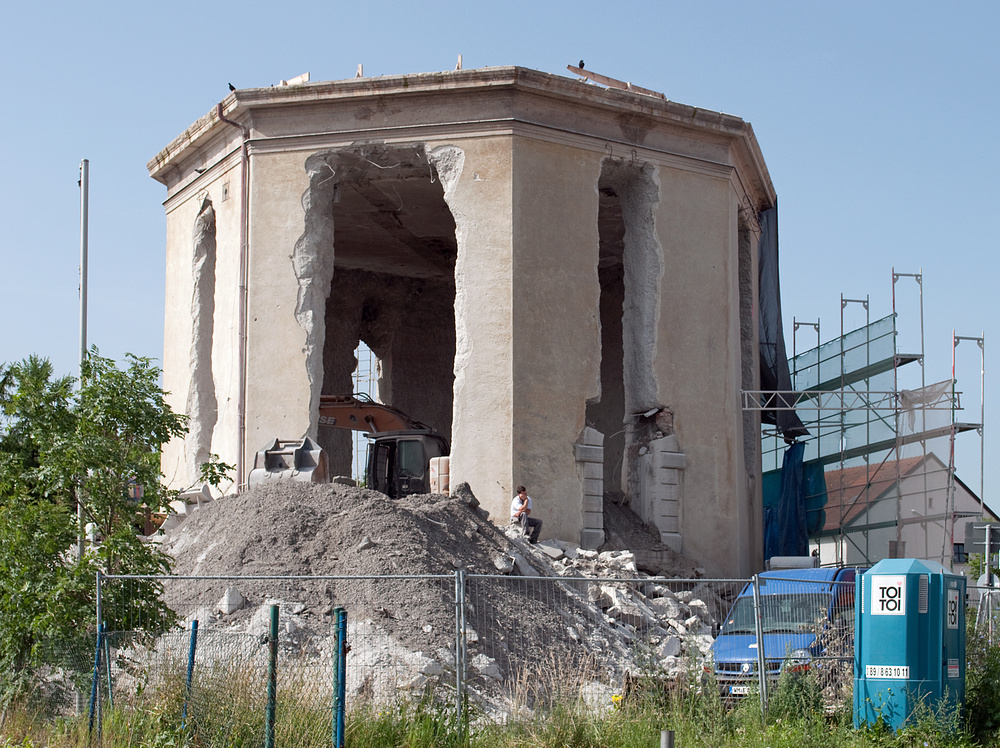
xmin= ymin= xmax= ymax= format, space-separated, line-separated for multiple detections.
xmin=822 ymin=455 xmax=939 ymax=532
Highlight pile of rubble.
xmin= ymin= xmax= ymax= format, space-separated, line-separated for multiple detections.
xmin=153 ymin=481 xmax=731 ymax=705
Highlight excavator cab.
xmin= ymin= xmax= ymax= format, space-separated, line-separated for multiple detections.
xmin=366 ymin=431 xmax=449 ymax=498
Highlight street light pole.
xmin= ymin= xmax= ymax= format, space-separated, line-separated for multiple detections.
xmin=77 ymin=159 xmax=89 ymax=563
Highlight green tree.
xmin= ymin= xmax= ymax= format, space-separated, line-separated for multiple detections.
xmin=0 ymin=351 xmax=188 ymax=705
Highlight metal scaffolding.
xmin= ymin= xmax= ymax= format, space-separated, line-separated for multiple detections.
xmin=746 ymin=270 xmax=986 ymax=567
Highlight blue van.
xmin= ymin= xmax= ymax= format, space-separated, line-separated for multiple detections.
xmin=708 ymin=567 xmax=862 ymax=698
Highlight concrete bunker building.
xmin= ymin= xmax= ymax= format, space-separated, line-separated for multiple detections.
xmin=150 ymin=66 xmax=782 ymax=576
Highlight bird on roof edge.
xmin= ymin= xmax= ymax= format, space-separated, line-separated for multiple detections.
xmin=578 ymin=60 xmax=585 ymax=69
xmin=228 ymin=82 xmax=236 ymax=92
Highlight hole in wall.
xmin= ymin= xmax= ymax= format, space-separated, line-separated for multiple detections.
xmin=311 ymin=144 xmax=458 ymax=476
xmin=587 ymin=158 xmax=662 ymax=507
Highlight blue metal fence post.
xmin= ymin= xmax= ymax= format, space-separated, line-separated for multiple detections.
xmin=332 ymin=607 xmax=343 ymax=748
xmin=335 ymin=608 xmax=347 ymax=748
xmin=87 ymin=623 xmax=105 ymax=738
xmin=181 ymin=619 xmax=199 ymax=729
xmin=104 ymin=631 xmax=113 ymax=710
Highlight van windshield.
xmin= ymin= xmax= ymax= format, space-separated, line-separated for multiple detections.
xmin=720 ymin=594 xmax=830 ymax=635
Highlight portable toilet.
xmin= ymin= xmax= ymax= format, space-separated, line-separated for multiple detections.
xmin=854 ymin=558 xmax=965 ymax=730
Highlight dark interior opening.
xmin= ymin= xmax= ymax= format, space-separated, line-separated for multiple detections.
xmin=317 ymin=144 xmax=458 ymax=476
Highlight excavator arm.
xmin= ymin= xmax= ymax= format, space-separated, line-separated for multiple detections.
xmin=317 ymin=393 xmax=432 ymax=434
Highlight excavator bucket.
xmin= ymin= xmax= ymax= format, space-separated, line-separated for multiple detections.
xmin=247 ymin=436 xmax=329 ymax=485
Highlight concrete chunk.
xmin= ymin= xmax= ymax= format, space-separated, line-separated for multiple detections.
xmin=217 ymin=586 xmax=245 ymax=615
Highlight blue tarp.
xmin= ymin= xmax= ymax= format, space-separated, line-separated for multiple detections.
xmin=763 ymin=442 xmax=827 ymax=560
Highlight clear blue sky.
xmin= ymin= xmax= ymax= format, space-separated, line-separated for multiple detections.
xmin=1 ymin=1 xmax=996 ymax=499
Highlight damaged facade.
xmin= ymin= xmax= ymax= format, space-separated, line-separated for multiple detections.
xmin=150 ymin=66 xmax=777 ymax=576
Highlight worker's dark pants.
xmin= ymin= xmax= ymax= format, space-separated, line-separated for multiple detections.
xmin=519 ymin=514 xmax=542 ymax=543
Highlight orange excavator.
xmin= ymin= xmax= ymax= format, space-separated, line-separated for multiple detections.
xmin=317 ymin=394 xmax=450 ymax=498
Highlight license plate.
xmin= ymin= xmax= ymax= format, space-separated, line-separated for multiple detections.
xmin=729 ymin=685 xmax=750 ymax=695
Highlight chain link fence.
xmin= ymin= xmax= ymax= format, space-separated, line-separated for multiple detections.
xmin=970 ymin=584 xmax=1000 ymax=644
xmin=77 ymin=570 xmax=869 ymax=744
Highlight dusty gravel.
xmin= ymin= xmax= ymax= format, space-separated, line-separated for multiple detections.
xmin=157 ymin=481 xmax=706 ymax=699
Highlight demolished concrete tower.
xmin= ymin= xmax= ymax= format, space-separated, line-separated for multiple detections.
xmin=150 ymin=66 xmax=776 ymax=576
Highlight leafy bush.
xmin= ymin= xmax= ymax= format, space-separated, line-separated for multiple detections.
xmin=767 ymin=667 xmax=823 ymax=721
xmin=0 ymin=352 xmax=186 ymax=708
xmin=964 ymin=624 xmax=1000 ymax=744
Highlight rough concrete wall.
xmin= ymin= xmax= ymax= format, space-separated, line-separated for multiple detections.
xmin=428 ymin=138 xmax=516 ymax=522
xmin=244 ymin=153 xmax=316 ymax=463
xmin=511 ymin=138 xmax=601 ymax=544
xmin=319 ymin=273 xmax=362 ymax=475
xmin=161 ymin=197 xmax=200 ymax=488
xmin=160 ymin=157 xmax=244 ymax=491
xmin=185 ymin=196 xmax=218 ymax=483
xmin=653 ymin=167 xmax=750 ymax=575
xmin=381 ymin=276 xmax=455 ymax=436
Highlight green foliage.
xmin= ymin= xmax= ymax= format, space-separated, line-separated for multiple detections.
xmin=0 ymin=350 xmax=186 ymax=706
xmin=198 ymin=454 xmax=234 ymax=491
xmin=767 ymin=667 xmax=823 ymax=721
xmin=964 ymin=624 xmax=1000 ymax=744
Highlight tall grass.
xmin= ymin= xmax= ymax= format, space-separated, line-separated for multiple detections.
xmin=2 ymin=651 xmax=997 ymax=747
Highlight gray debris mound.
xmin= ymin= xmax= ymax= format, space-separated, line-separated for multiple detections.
xmin=157 ymin=481 xmax=720 ymax=704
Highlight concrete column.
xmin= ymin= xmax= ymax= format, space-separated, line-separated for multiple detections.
xmin=510 ymin=137 xmax=602 ymax=544
xmin=245 ymin=152 xmax=316 ymax=470
xmin=429 ymin=138 xmax=515 ymax=522
xmin=654 ymin=167 xmax=755 ymax=576
xmin=161 ymin=157 xmax=243 ymax=490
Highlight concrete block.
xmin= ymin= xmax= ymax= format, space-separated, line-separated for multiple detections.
xmin=536 ymin=540 xmax=564 ymax=559
xmin=492 ymin=554 xmax=515 ymax=573
xmin=658 ymin=636 xmax=682 ymax=658
xmin=658 ymin=516 xmax=679 ymax=533
xmin=582 ymin=494 xmax=603 ymax=513
xmin=574 ymin=445 xmax=604 ymax=463
xmin=660 ymin=532 xmax=683 ymax=552
xmin=582 ymin=461 xmax=603 ymax=479
xmin=579 ymin=426 xmax=605 ymax=447
xmin=472 ymin=653 xmax=502 ymax=681
xmin=657 ymin=452 xmax=687 ymax=470
xmin=583 ymin=478 xmax=602 ymax=496
xmin=658 ymin=499 xmax=679 ymax=517
xmin=580 ymin=528 xmax=604 ymax=550
xmin=509 ymin=551 xmax=540 ymax=577
xmin=658 ymin=434 xmax=679 ymax=452
xmin=217 ymin=586 xmax=245 ymax=615
xmin=657 ymin=483 xmax=678 ymax=501
xmin=649 ymin=596 xmax=684 ymax=620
